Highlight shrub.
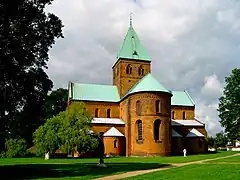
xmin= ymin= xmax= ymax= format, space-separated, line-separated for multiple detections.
xmin=5 ymin=138 xmax=27 ymax=157
xmin=0 ymin=151 xmax=6 ymax=158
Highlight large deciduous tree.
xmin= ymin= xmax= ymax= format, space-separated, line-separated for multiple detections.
xmin=218 ymin=68 xmax=240 ymax=141
xmin=0 ymin=0 xmax=63 ymax=149
xmin=44 ymin=88 xmax=68 ymax=120
xmin=214 ymin=131 xmax=228 ymax=147
xmin=33 ymin=102 xmax=98 ymax=157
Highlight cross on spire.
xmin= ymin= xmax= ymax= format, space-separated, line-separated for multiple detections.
xmin=130 ymin=13 xmax=133 ymax=27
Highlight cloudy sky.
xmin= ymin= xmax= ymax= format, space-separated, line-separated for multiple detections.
xmin=45 ymin=0 xmax=240 ymax=136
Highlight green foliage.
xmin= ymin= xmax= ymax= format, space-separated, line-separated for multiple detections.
xmin=218 ymin=68 xmax=240 ymax=141
xmin=44 ymin=88 xmax=68 ymax=120
xmin=33 ymin=117 xmax=61 ymax=156
xmin=215 ymin=132 xmax=228 ymax=147
xmin=33 ymin=102 xmax=98 ymax=156
xmin=0 ymin=0 xmax=63 ymax=149
xmin=4 ymin=138 xmax=27 ymax=157
xmin=208 ymin=132 xmax=228 ymax=148
xmin=207 ymin=136 xmax=215 ymax=148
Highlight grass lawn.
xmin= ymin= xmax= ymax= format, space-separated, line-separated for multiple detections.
xmin=124 ymin=164 xmax=240 ymax=180
xmin=209 ymin=154 xmax=240 ymax=163
xmin=0 ymin=151 xmax=238 ymax=180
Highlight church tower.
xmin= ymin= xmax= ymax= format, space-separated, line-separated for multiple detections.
xmin=112 ymin=17 xmax=151 ymax=98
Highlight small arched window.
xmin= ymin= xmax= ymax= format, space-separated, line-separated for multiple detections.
xmin=114 ymin=140 xmax=117 ymax=148
xmin=95 ymin=108 xmax=99 ymax=117
xmin=138 ymin=65 xmax=144 ymax=76
xmin=154 ymin=119 xmax=161 ymax=141
xmin=183 ymin=111 xmax=186 ymax=120
xmin=136 ymin=120 xmax=143 ymax=142
xmin=107 ymin=109 xmax=111 ymax=118
xmin=156 ymin=100 xmax=161 ymax=113
xmin=136 ymin=100 xmax=141 ymax=116
xmin=172 ymin=111 xmax=175 ymax=119
xmin=126 ymin=64 xmax=132 ymax=74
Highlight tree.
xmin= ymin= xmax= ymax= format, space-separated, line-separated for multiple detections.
xmin=44 ymin=88 xmax=68 ymax=120
xmin=218 ymin=68 xmax=240 ymax=141
xmin=4 ymin=138 xmax=27 ymax=157
xmin=207 ymin=136 xmax=215 ymax=148
xmin=33 ymin=102 xmax=98 ymax=157
xmin=0 ymin=0 xmax=63 ymax=149
xmin=214 ymin=131 xmax=228 ymax=147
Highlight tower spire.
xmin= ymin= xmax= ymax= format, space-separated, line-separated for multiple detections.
xmin=130 ymin=13 xmax=133 ymax=27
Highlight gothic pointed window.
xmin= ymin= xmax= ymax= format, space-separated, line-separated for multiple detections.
xmin=156 ymin=100 xmax=161 ymax=113
xmin=136 ymin=120 xmax=143 ymax=143
xmin=183 ymin=111 xmax=186 ymax=120
xmin=136 ymin=100 xmax=141 ymax=116
xmin=95 ymin=108 xmax=99 ymax=118
xmin=172 ymin=111 xmax=175 ymax=119
xmin=138 ymin=65 xmax=144 ymax=76
xmin=107 ymin=109 xmax=111 ymax=118
xmin=154 ymin=119 xmax=161 ymax=141
xmin=126 ymin=64 xmax=132 ymax=74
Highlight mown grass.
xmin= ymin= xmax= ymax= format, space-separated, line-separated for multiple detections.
xmin=0 ymin=151 xmax=238 ymax=180
xmin=124 ymin=164 xmax=240 ymax=180
xmin=209 ymin=154 xmax=240 ymax=163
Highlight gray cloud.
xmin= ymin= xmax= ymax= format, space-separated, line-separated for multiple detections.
xmin=45 ymin=0 xmax=240 ymax=136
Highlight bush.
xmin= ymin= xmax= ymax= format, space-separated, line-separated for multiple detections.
xmin=5 ymin=138 xmax=27 ymax=157
xmin=0 ymin=151 xmax=6 ymax=158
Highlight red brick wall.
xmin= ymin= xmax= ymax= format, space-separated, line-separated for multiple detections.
xmin=121 ymin=92 xmax=172 ymax=156
xmin=171 ymin=137 xmax=183 ymax=155
xmin=104 ymin=137 xmax=125 ymax=156
xmin=171 ymin=106 xmax=195 ymax=120
xmin=83 ymin=101 xmax=120 ymax=118
xmin=112 ymin=59 xmax=151 ymax=98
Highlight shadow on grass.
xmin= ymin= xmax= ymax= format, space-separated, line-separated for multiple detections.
xmin=0 ymin=162 xmax=170 ymax=180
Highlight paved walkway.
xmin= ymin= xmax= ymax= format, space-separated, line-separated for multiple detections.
xmin=94 ymin=153 xmax=240 ymax=180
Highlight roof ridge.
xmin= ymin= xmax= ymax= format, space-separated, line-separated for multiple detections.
xmin=194 ymin=117 xmax=205 ymax=125
xmin=121 ymin=73 xmax=171 ymax=100
xmin=121 ymin=73 xmax=151 ymax=99
xmin=104 ymin=127 xmax=124 ymax=137
xmin=73 ymin=82 xmax=117 ymax=87
xmin=186 ymin=128 xmax=204 ymax=137
xmin=184 ymin=90 xmax=195 ymax=105
xmin=115 ymin=23 xmax=151 ymax=64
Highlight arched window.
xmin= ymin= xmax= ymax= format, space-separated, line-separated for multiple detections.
xmin=136 ymin=120 xmax=143 ymax=142
xmin=138 ymin=65 xmax=144 ymax=76
xmin=114 ymin=140 xmax=117 ymax=148
xmin=154 ymin=119 xmax=161 ymax=141
xmin=183 ymin=111 xmax=186 ymax=120
xmin=107 ymin=109 xmax=111 ymax=118
xmin=136 ymin=100 xmax=141 ymax=116
xmin=95 ymin=108 xmax=99 ymax=117
xmin=172 ymin=111 xmax=175 ymax=119
xmin=156 ymin=100 xmax=161 ymax=113
xmin=126 ymin=64 xmax=132 ymax=74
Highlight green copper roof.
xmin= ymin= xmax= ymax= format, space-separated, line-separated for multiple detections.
xmin=71 ymin=83 xmax=120 ymax=102
xmin=124 ymin=73 xmax=172 ymax=97
xmin=117 ymin=25 xmax=151 ymax=61
xmin=171 ymin=90 xmax=195 ymax=106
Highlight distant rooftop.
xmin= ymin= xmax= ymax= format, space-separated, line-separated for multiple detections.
xmin=171 ymin=90 xmax=195 ymax=107
xmin=70 ymin=83 xmax=120 ymax=102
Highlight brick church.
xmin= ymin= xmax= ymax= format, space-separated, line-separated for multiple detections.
xmin=68 ymin=19 xmax=208 ymax=156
